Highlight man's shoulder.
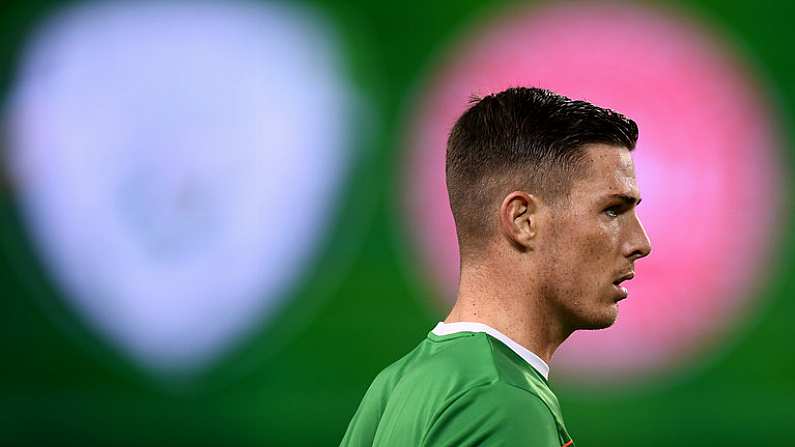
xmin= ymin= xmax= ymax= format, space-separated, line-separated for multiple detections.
xmin=420 ymin=380 xmax=561 ymax=446
xmin=442 ymin=380 xmax=555 ymax=422
xmin=391 ymin=332 xmax=499 ymax=386
xmin=341 ymin=332 xmax=564 ymax=447
xmin=376 ymin=331 xmax=544 ymax=400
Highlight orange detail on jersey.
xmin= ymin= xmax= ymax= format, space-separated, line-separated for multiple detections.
xmin=561 ymin=441 xmax=573 ymax=447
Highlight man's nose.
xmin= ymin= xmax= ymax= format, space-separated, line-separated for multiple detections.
xmin=625 ymin=214 xmax=652 ymax=261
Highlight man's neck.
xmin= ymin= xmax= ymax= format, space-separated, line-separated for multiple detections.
xmin=444 ymin=263 xmax=571 ymax=365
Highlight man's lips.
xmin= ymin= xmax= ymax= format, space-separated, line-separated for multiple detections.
xmin=613 ymin=272 xmax=635 ymax=285
xmin=613 ymin=283 xmax=629 ymax=300
xmin=612 ymin=272 xmax=635 ymax=299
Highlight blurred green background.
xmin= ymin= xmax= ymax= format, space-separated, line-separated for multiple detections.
xmin=1 ymin=0 xmax=793 ymax=445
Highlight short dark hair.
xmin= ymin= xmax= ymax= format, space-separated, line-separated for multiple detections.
xmin=445 ymin=87 xmax=638 ymax=252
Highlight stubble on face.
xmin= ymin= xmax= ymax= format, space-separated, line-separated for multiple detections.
xmin=537 ymin=144 xmax=642 ymax=332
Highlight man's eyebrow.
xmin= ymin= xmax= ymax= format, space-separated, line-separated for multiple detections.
xmin=608 ymin=193 xmax=642 ymax=205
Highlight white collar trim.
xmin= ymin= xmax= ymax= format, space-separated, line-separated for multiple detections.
xmin=431 ymin=321 xmax=550 ymax=380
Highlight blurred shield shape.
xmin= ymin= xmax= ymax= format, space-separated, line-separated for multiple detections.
xmin=5 ymin=0 xmax=358 ymax=376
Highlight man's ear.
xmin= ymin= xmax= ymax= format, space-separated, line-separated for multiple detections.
xmin=499 ymin=191 xmax=539 ymax=249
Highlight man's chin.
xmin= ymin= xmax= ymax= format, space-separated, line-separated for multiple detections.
xmin=578 ymin=305 xmax=619 ymax=330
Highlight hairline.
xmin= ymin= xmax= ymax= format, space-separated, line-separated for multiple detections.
xmin=456 ymin=143 xmax=634 ymax=258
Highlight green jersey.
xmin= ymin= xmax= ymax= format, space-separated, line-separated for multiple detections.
xmin=340 ymin=322 xmax=574 ymax=447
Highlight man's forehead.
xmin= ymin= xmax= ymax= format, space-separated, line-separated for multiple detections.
xmin=575 ymin=144 xmax=640 ymax=198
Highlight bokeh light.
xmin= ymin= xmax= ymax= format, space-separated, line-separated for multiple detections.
xmin=5 ymin=0 xmax=358 ymax=375
xmin=405 ymin=2 xmax=784 ymax=383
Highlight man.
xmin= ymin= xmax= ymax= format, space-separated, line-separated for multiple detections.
xmin=340 ymin=87 xmax=652 ymax=446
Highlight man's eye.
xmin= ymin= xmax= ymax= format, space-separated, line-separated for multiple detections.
xmin=605 ymin=207 xmax=620 ymax=217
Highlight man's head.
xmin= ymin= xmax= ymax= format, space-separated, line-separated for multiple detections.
xmin=446 ymin=87 xmax=651 ymax=331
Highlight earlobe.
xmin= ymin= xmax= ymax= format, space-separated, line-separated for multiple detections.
xmin=499 ymin=191 xmax=537 ymax=249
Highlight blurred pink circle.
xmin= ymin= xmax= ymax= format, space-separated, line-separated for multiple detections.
xmin=405 ymin=3 xmax=783 ymax=382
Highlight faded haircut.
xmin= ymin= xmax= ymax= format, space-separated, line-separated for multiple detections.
xmin=445 ymin=87 xmax=638 ymax=253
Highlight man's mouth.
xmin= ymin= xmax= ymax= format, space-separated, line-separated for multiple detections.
xmin=612 ymin=272 xmax=635 ymax=299
xmin=613 ymin=272 xmax=635 ymax=285
xmin=612 ymin=283 xmax=629 ymax=300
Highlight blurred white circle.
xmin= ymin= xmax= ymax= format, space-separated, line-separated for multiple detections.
xmin=6 ymin=1 xmax=358 ymax=375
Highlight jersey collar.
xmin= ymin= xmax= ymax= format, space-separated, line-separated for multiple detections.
xmin=431 ymin=321 xmax=550 ymax=380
